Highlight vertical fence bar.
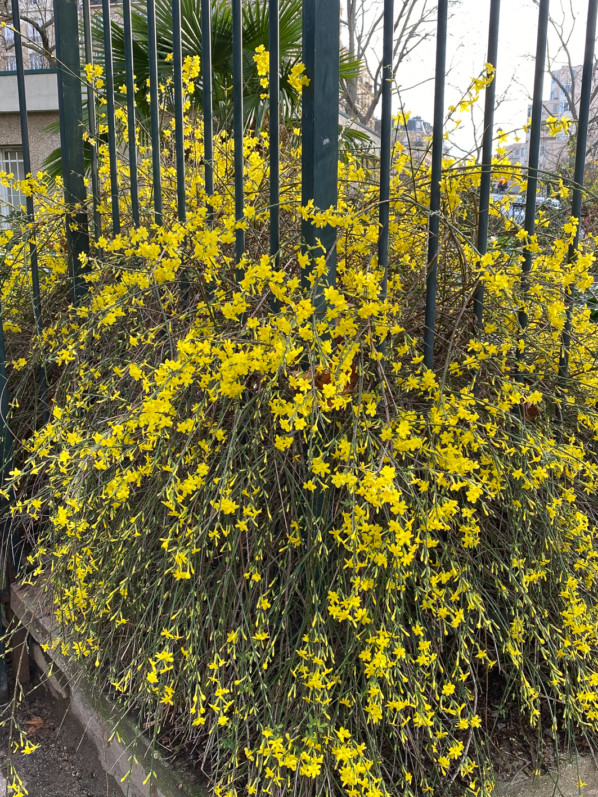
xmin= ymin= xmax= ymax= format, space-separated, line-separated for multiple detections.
xmin=473 ymin=0 xmax=500 ymax=332
xmin=11 ymin=0 xmax=48 ymax=418
xmin=0 ymin=263 xmax=12 ymax=695
xmin=517 ymin=0 xmax=550 ymax=343
xmin=201 ymin=0 xmax=214 ymax=214
xmin=0 ymin=90 xmax=12 ymax=692
xmin=172 ymin=0 xmax=186 ymax=225
xmin=101 ymin=0 xmax=120 ymax=236
xmin=0 ymin=0 xmax=29 ymax=656
xmin=4 ymin=7 xmax=35 ymax=652
xmin=82 ymin=0 xmax=102 ymax=241
xmin=378 ymin=0 xmax=393 ymax=301
xmin=423 ymin=0 xmax=448 ymax=370
xmin=269 ymin=0 xmax=280 ymax=298
xmin=0 ymin=261 xmax=9 ymax=474
xmin=172 ymin=0 xmax=188 ymax=294
xmin=147 ymin=0 xmax=163 ymax=224
xmin=53 ymin=0 xmax=89 ymax=304
xmin=232 ymin=0 xmax=245 ymax=272
xmin=123 ymin=0 xmax=140 ymax=227
xmin=0 ymin=0 xmax=16 ymax=509
xmin=557 ymin=0 xmax=598 ymax=389
xmin=11 ymin=0 xmax=42 ymax=336
xmin=0 ymin=291 xmax=10 ymax=475
xmin=0 ymin=619 xmax=6 ymax=698
xmin=301 ymin=0 xmax=340 ymax=308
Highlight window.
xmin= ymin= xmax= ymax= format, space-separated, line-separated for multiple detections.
xmin=3 ymin=55 xmax=17 ymax=71
xmin=29 ymin=53 xmax=46 ymax=70
xmin=3 ymin=26 xmax=15 ymax=46
xmin=561 ymin=101 xmax=569 ymax=113
xmin=27 ymin=23 xmax=43 ymax=43
xmin=0 ymin=149 xmax=25 ymax=223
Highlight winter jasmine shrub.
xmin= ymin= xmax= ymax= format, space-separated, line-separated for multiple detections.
xmin=1 ymin=56 xmax=598 ymax=797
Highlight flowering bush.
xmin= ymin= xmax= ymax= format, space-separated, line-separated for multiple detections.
xmin=1 ymin=56 xmax=598 ymax=797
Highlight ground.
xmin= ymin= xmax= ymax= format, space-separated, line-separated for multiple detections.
xmin=0 ymin=678 xmax=120 ymax=797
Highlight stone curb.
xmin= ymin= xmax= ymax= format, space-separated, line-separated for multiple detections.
xmin=10 ymin=583 xmax=207 ymax=797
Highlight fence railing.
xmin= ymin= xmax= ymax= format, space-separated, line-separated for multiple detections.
xmin=6 ymin=0 xmax=595 ymax=360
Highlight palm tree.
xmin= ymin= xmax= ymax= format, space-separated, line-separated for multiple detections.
xmin=43 ymin=0 xmax=360 ymax=176
xmin=104 ymin=0 xmax=306 ymax=129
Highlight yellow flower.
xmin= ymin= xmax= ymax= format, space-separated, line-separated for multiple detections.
xmin=288 ymin=63 xmax=310 ymax=92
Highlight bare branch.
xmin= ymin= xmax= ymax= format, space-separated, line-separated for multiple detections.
xmin=341 ymin=0 xmax=444 ymax=126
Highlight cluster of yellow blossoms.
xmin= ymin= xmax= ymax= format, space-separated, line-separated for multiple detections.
xmin=1 ymin=53 xmax=598 ymax=797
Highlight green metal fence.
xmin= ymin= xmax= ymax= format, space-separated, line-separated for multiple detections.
xmin=1 ymin=0 xmax=598 ymax=685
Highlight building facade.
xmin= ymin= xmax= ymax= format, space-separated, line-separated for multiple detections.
xmin=0 ymin=0 xmax=59 ymax=222
xmin=505 ymin=65 xmax=598 ymax=176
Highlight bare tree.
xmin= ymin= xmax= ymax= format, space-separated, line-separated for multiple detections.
xmin=0 ymin=0 xmax=55 ymax=69
xmin=341 ymin=0 xmax=441 ymax=126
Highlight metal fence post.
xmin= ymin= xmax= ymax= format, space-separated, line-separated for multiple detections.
xmin=11 ymin=0 xmax=48 ymax=420
xmin=0 ymin=299 xmax=14 ymax=699
xmin=82 ymin=0 xmax=102 ymax=240
xmin=269 ymin=0 xmax=280 ymax=312
xmin=232 ymin=0 xmax=245 ymax=272
xmin=101 ymin=0 xmax=120 ymax=235
xmin=0 ymin=308 xmax=11 ymax=492
xmin=201 ymin=0 xmax=214 ymax=217
xmin=122 ymin=0 xmax=140 ymax=227
xmin=53 ymin=0 xmax=89 ymax=304
xmin=473 ymin=0 xmax=501 ymax=334
xmin=557 ymin=0 xmax=598 ymax=414
xmin=378 ymin=0 xmax=394 ymax=303
xmin=301 ymin=0 xmax=340 ymax=307
xmin=517 ymin=0 xmax=550 ymax=345
xmin=147 ymin=0 xmax=163 ymax=225
xmin=423 ymin=0 xmax=448 ymax=370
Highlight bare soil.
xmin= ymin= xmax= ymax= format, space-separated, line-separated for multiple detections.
xmin=0 ymin=679 xmax=121 ymax=797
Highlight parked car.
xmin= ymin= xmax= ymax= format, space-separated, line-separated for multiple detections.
xmin=489 ymin=193 xmax=561 ymax=228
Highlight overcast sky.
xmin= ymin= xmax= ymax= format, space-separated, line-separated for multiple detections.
xmin=392 ymin=0 xmax=592 ymax=155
